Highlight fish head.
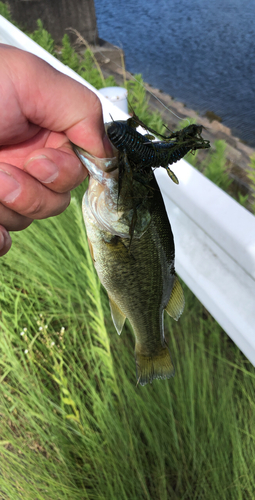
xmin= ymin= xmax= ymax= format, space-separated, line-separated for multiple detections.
xmin=73 ymin=144 xmax=151 ymax=240
xmin=72 ymin=144 xmax=119 ymax=183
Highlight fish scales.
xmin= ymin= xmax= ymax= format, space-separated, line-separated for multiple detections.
xmin=92 ymin=176 xmax=175 ymax=354
xmin=73 ymin=129 xmax=185 ymax=386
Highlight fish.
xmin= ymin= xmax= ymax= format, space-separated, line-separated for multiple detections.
xmin=73 ymin=123 xmax=185 ymax=386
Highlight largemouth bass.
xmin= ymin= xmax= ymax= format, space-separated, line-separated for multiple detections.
xmin=73 ymin=130 xmax=185 ymax=386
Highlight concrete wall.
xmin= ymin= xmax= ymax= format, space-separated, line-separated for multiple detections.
xmin=5 ymin=0 xmax=99 ymax=44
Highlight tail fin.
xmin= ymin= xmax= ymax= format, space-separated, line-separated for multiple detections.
xmin=135 ymin=345 xmax=174 ymax=386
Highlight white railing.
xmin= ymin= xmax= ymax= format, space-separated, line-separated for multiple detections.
xmin=1 ymin=15 xmax=255 ymax=365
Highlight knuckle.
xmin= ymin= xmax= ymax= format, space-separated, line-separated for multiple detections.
xmin=0 ymin=203 xmax=32 ymax=231
xmin=28 ymin=196 xmax=45 ymax=218
xmin=15 ymin=218 xmax=33 ymax=231
xmin=42 ymin=192 xmax=71 ymax=218
xmin=85 ymin=88 xmax=102 ymax=116
xmin=53 ymin=193 xmax=71 ymax=215
xmin=0 ymin=243 xmax=11 ymax=257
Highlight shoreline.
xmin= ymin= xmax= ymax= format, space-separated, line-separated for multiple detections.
xmin=95 ymin=49 xmax=255 ymax=195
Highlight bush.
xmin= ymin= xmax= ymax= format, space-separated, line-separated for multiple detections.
xmin=29 ymin=19 xmax=56 ymax=57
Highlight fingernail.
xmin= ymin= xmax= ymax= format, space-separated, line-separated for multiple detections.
xmin=0 ymin=170 xmax=21 ymax=203
xmin=24 ymin=155 xmax=59 ymax=183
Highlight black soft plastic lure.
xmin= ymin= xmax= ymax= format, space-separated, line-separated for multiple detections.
xmin=104 ymin=114 xmax=210 ymax=244
xmin=106 ymin=115 xmax=210 ymax=185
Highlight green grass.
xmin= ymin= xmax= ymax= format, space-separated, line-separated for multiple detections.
xmin=1 ymin=185 xmax=255 ymax=499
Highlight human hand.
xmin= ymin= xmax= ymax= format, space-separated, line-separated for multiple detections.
xmin=0 ymin=44 xmax=112 ymax=257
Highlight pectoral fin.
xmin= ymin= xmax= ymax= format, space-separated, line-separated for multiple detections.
xmin=109 ymin=297 xmax=126 ymax=335
xmin=165 ymin=276 xmax=185 ymax=321
xmin=87 ymin=237 xmax=94 ymax=261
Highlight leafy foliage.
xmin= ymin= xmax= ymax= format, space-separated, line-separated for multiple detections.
xmin=126 ymin=74 xmax=166 ymax=136
xmin=61 ymin=33 xmax=81 ymax=73
xmin=247 ymin=154 xmax=255 ymax=214
xmin=29 ymin=19 xmax=56 ymax=57
xmin=175 ymin=119 xmax=232 ymax=191
xmin=79 ymin=48 xmax=115 ymax=89
xmin=187 ymin=137 xmax=232 ymax=193
xmin=0 ymin=1 xmax=12 ymax=21
xmin=237 ymin=191 xmax=249 ymax=208
xmin=60 ymin=33 xmax=116 ymax=89
xmin=202 ymin=139 xmax=232 ymax=192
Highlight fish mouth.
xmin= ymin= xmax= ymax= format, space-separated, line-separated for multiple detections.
xmin=72 ymin=142 xmax=119 ymax=174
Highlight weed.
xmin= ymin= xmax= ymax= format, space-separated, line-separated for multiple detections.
xmin=0 ymin=1 xmax=12 ymax=22
xmin=29 ymin=19 xmax=56 ymax=57
xmin=200 ymin=140 xmax=232 ymax=192
xmin=247 ymin=154 xmax=255 ymax=214
xmin=126 ymin=74 xmax=166 ymax=135
xmin=237 ymin=191 xmax=249 ymax=208
xmin=61 ymin=33 xmax=81 ymax=73
xmin=62 ymin=30 xmax=116 ymax=89
xmin=0 ymin=196 xmax=255 ymax=499
xmin=79 ymin=48 xmax=116 ymax=89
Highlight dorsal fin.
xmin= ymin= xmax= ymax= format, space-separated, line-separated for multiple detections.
xmin=165 ymin=276 xmax=185 ymax=321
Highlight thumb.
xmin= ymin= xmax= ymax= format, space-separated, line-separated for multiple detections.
xmin=24 ymin=145 xmax=87 ymax=192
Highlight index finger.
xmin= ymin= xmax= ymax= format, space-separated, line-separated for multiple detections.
xmin=0 ymin=45 xmax=113 ymax=158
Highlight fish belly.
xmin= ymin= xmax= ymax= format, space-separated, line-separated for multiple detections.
xmin=84 ymin=175 xmax=177 ymax=385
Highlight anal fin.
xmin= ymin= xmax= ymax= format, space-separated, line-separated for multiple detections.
xmin=109 ymin=297 xmax=126 ymax=335
xmin=165 ymin=276 xmax=185 ymax=321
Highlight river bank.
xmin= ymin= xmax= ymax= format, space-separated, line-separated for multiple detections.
xmin=95 ymin=0 xmax=255 ymax=148
xmin=95 ymin=47 xmax=255 ymax=197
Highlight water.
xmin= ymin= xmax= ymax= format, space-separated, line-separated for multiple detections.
xmin=94 ymin=0 xmax=255 ymax=146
